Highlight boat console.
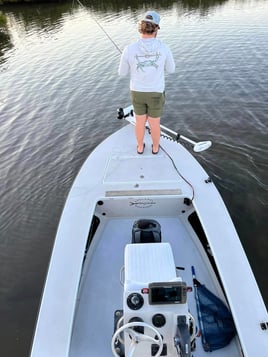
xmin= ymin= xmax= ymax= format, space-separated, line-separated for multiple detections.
xmin=112 ymin=221 xmax=196 ymax=357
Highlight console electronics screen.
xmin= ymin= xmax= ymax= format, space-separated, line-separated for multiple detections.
xmin=149 ymin=282 xmax=187 ymax=305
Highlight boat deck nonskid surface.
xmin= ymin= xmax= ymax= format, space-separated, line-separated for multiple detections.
xmin=104 ymin=154 xmax=182 ymax=185
xmin=69 ymin=216 xmax=240 ymax=357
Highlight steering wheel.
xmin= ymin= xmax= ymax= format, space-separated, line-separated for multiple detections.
xmin=111 ymin=321 xmax=163 ymax=357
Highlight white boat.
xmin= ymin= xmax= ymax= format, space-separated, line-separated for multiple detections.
xmin=30 ymin=106 xmax=268 ymax=357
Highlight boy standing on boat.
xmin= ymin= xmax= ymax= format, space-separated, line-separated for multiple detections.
xmin=118 ymin=11 xmax=175 ymax=154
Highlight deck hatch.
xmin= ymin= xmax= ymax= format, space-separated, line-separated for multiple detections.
xmin=103 ymin=155 xmax=181 ymax=184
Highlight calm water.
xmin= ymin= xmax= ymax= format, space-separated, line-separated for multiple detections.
xmin=0 ymin=0 xmax=267 ymax=355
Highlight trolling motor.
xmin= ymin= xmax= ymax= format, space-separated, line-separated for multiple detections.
xmin=117 ymin=107 xmax=134 ymax=120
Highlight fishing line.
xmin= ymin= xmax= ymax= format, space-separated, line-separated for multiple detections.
xmin=75 ymin=0 xmax=122 ymax=54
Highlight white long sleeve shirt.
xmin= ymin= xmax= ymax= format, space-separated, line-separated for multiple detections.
xmin=118 ymin=38 xmax=175 ymax=93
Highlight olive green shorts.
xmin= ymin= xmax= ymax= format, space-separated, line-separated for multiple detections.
xmin=130 ymin=91 xmax=165 ymax=118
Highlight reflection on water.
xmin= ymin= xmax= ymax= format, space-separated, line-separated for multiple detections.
xmin=82 ymin=0 xmax=229 ymax=12
xmin=0 ymin=0 xmax=251 ymax=58
xmin=0 ymin=29 xmax=12 ymax=63
xmin=0 ymin=2 xmax=74 ymax=64
xmin=0 ymin=0 xmax=267 ymax=356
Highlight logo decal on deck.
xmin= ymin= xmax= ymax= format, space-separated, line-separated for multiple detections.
xmin=129 ymin=199 xmax=156 ymax=208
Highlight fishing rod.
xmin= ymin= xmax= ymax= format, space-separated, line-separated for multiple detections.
xmin=117 ymin=106 xmax=212 ymax=152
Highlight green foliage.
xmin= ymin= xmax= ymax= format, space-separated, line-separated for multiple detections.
xmin=0 ymin=12 xmax=7 ymax=27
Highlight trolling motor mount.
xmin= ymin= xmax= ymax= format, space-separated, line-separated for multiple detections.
xmin=117 ymin=107 xmax=134 ymax=120
xmin=117 ymin=108 xmax=124 ymax=119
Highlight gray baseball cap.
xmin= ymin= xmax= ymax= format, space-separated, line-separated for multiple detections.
xmin=142 ymin=11 xmax=161 ymax=28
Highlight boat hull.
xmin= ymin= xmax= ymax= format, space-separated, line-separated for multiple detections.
xmin=30 ymin=121 xmax=268 ymax=356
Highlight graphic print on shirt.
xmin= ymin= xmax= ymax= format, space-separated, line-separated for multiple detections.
xmin=135 ymin=52 xmax=161 ymax=72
